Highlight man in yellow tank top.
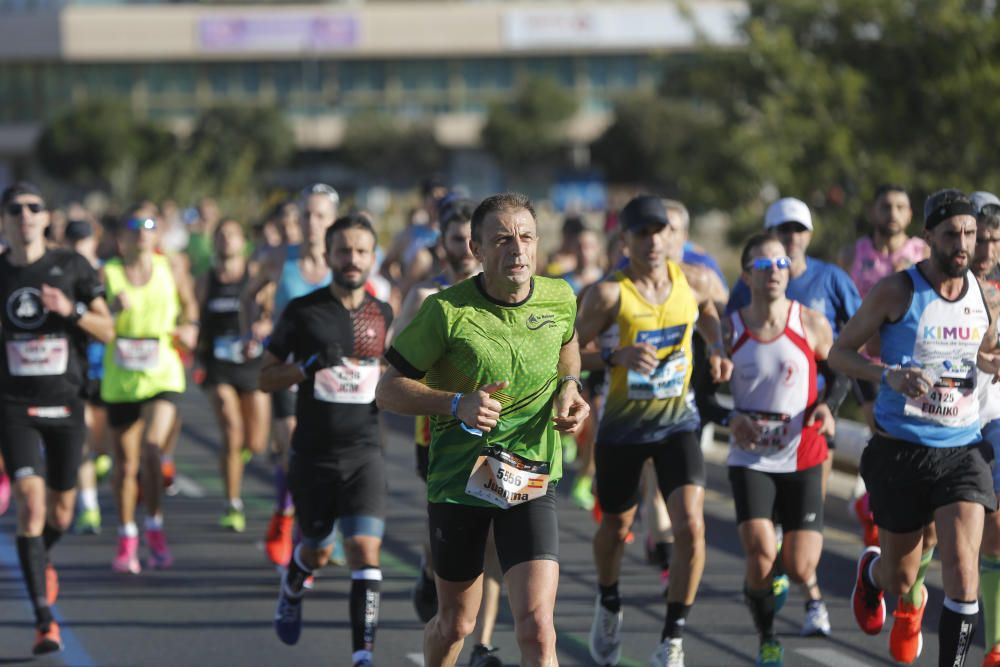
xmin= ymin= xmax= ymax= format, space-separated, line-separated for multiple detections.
xmin=101 ymin=207 xmax=199 ymax=575
xmin=577 ymin=195 xmax=732 ymax=667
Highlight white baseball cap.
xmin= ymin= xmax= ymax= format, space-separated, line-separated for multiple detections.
xmin=764 ymin=197 xmax=813 ymax=231
xmin=971 ymin=191 xmax=1000 ymax=215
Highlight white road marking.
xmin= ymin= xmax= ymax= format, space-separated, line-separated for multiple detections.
xmin=796 ymin=647 xmax=873 ymax=666
xmin=406 ymin=653 xmax=425 ymax=665
xmin=172 ymin=474 xmax=205 ymax=498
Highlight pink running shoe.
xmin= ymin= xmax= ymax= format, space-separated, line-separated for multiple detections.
xmin=0 ymin=473 xmax=10 ymax=516
xmin=112 ymin=536 xmax=141 ymax=574
xmin=145 ymin=529 xmax=174 ymax=570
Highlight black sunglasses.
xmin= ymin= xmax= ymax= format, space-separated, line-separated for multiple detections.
xmin=5 ymin=202 xmax=44 ymax=216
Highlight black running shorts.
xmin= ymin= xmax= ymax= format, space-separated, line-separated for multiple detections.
xmin=728 ymin=464 xmax=824 ymax=532
xmin=0 ymin=399 xmax=86 ymax=492
xmin=201 ymin=358 xmax=262 ymax=394
xmin=429 ymin=486 xmax=559 ymax=582
xmin=271 ymin=388 xmax=296 ymax=420
xmin=288 ymin=447 xmax=387 ymax=544
xmin=106 ymin=392 xmax=182 ymax=429
xmin=594 ymin=430 xmax=706 ymax=514
xmin=861 ymin=433 xmax=997 ymax=534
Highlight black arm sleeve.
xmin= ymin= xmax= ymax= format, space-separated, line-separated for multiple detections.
xmin=818 ymin=359 xmax=851 ymax=415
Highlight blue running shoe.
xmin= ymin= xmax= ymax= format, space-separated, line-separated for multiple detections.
xmin=274 ymin=577 xmax=303 ymax=645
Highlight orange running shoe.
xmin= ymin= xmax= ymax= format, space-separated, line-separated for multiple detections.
xmin=45 ymin=562 xmax=58 ymax=606
xmin=161 ymin=460 xmax=176 ymax=495
xmin=853 ymin=493 xmax=879 ymax=547
xmin=32 ymin=620 xmax=62 ymax=655
xmin=265 ymin=512 xmax=294 ymax=566
xmin=983 ymin=645 xmax=1000 ymax=667
xmin=889 ymin=585 xmax=927 ymax=664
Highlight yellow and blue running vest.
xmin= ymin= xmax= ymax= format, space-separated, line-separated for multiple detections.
xmin=598 ymin=262 xmax=700 ymax=445
xmin=101 ymin=255 xmax=186 ymax=403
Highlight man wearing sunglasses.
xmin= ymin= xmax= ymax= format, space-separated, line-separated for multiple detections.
xmin=725 ymin=196 xmax=858 ymax=634
xmin=831 ymin=189 xmax=1000 ymax=667
xmin=970 ymin=191 xmax=1000 ymax=667
xmin=0 ymin=182 xmax=114 ymax=655
xmin=576 ymin=195 xmax=732 ymax=667
xmin=726 ymin=233 xmax=836 ymax=666
xmin=101 ymin=206 xmax=199 ymax=575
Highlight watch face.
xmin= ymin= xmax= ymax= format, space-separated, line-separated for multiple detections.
xmin=76 ymin=302 xmax=87 ymax=317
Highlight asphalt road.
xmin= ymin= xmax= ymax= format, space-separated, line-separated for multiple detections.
xmin=0 ymin=389 xmax=985 ymax=666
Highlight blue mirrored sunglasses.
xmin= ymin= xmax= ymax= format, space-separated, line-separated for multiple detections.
xmin=125 ymin=217 xmax=157 ymax=232
xmin=748 ymin=256 xmax=791 ymax=271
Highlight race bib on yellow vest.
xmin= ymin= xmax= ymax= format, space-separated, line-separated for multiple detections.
xmin=114 ymin=337 xmax=161 ymax=371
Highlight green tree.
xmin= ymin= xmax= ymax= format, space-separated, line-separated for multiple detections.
xmin=181 ymin=104 xmax=295 ymax=202
xmin=597 ymin=0 xmax=1000 ymax=255
xmin=340 ymin=114 xmax=444 ymax=185
xmin=35 ymin=100 xmax=177 ymax=202
xmin=480 ymin=76 xmax=578 ymax=168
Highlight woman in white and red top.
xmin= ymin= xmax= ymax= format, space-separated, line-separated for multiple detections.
xmin=725 ymin=233 xmax=836 ymax=665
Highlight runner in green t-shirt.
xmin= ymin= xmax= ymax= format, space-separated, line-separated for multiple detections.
xmin=378 ymin=192 xmax=589 ymax=667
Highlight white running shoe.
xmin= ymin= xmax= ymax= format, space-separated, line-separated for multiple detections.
xmin=651 ymin=638 xmax=684 ymax=667
xmin=801 ymin=600 xmax=832 ymax=637
xmin=589 ymin=594 xmax=623 ymax=665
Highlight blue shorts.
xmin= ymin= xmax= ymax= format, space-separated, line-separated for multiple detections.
xmin=984 ymin=419 xmax=1000 ymax=493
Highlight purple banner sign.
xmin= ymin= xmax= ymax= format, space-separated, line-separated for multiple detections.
xmin=199 ymin=14 xmax=359 ymax=53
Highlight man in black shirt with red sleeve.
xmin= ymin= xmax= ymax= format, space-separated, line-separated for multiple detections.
xmin=259 ymin=213 xmax=392 ymax=667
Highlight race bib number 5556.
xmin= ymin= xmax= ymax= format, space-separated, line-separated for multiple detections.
xmin=465 ymin=445 xmax=550 ymax=509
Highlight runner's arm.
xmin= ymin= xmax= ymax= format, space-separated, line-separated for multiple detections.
xmin=375 ymin=365 xmax=455 ymax=418
xmin=553 ymin=331 xmax=589 ymax=433
xmin=830 ymin=274 xmax=909 ymax=385
xmin=576 ymin=280 xmax=623 ymax=371
xmin=258 ymin=350 xmax=307 ymax=392
xmin=239 ymin=250 xmax=281 ymax=341
xmin=170 ymin=258 xmax=200 ymax=351
xmin=691 ymin=279 xmax=733 ymax=383
xmin=977 ymin=280 xmax=1000 ymax=380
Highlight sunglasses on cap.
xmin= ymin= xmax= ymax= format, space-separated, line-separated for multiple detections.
xmin=5 ymin=202 xmax=43 ymax=216
xmin=747 ymin=256 xmax=792 ymax=272
xmin=125 ymin=217 xmax=157 ymax=232
xmin=979 ymin=204 xmax=1000 ymax=219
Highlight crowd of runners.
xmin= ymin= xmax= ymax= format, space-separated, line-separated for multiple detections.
xmin=2 ymin=176 xmax=1000 ymax=667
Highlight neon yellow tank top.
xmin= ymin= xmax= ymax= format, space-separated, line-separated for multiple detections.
xmin=101 ymin=255 xmax=186 ymax=403
xmin=598 ymin=262 xmax=701 ymax=445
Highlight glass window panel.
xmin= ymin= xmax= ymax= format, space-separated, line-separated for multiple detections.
xmin=396 ymin=59 xmax=448 ymax=93
xmin=340 ymin=60 xmax=385 ymax=93
xmin=461 ymin=58 xmax=513 ymax=91
xmin=522 ymin=57 xmax=575 ymax=87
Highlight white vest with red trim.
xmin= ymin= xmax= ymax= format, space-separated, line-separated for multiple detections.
xmin=727 ymin=300 xmax=828 ymax=472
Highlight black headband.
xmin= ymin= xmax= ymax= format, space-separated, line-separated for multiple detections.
xmin=925 ymin=200 xmax=977 ymax=230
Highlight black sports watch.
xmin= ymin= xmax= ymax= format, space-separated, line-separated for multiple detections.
xmin=67 ymin=301 xmax=87 ymax=325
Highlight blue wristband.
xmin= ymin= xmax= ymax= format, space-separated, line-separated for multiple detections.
xmin=450 ymin=392 xmax=482 ymax=437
